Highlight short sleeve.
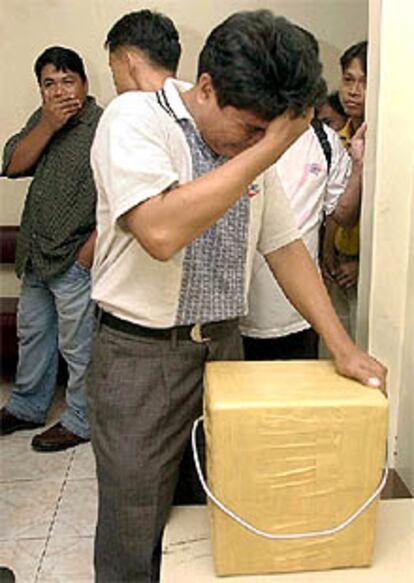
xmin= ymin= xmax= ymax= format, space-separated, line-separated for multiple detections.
xmin=91 ymin=93 xmax=180 ymax=224
xmin=257 ymin=166 xmax=300 ymax=255
xmin=2 ymin=108 xmax=42 ymax=176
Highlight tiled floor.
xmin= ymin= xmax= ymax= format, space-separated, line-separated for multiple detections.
xmin=0 ymin=382 xmax=96 ymax=582
xmin=1 ymin=381 xmax=412 ymax=582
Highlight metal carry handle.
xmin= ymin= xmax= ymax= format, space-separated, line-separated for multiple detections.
xmin=192 ymin=416 xmax=389 ymax=540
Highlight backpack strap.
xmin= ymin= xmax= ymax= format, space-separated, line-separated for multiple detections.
xmin=311 ymin=117 xmax=332 ymax=173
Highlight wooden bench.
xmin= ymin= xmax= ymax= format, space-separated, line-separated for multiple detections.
xmin=0 ymin=226 xmax=19 ymax=378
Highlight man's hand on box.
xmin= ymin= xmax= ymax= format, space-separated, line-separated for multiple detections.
xmin=334 ymin=347 xmax=387 ymax=395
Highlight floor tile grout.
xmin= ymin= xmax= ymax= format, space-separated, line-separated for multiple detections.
xmin=33 ymin=449 xmax=76 ymax=583
xmin=0 ymin=477 xmax=71 ymax=485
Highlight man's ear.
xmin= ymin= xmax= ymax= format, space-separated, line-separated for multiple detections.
xmin=196 ymin=72 xmax=216 ymax=105
xmin=125 ymin=49 xmax=144 ymax=89
xmin=125 ymin=50 xmax=136 ymax=75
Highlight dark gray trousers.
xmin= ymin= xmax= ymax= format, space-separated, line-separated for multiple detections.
xmin=87 ymin=319 xmax=243 ymax=583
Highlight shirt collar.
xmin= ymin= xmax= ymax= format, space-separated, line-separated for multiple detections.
xmin=338 ymin=118 xmax=354 ymax=149
xmin=159 ymin=78 xmax=194 ymax=122
xmin=160 ymin=78 xmax=227 ymax=162
xmin=339 ymin=118 xmax=354 ymax=138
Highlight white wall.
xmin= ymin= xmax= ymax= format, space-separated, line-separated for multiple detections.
xmin=360 ymin=0 xmax=414 ymax=489
xmin=0 ymin=0 xmax=368 ymax=217
xmin=398 ymin=185 xmax=414 ymax=490
xmin=0 ymin=0 xmax=368 ymax=296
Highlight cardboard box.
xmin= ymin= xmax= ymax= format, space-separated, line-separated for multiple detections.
xmin=203 ymin=360 xmax=388 ymax=576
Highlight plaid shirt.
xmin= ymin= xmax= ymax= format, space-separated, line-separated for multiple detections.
xmin=2 ymin=96 xmax=102 ymax=280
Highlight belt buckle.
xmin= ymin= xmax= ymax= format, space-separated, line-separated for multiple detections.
xmin=190 ymin=322 xmax=211 ymax=344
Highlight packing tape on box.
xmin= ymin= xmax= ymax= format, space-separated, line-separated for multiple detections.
xmin=191 ymin=415 xmax=389 ymax=541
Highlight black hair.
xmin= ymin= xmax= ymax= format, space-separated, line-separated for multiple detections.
xmin=34 ymin=46 xmax=86 ymax=83
xmin=340 ymin=41 xmax=368 ymax=75
xmin=326 ymin=91 xmax=347 ymax=117
xmin=105 ymin=10 xmax=181 ymax=73
xmin=197 ymin=10 xmax=326 ymax=120
xmin=294 ymin=24 xmax=320 ymax=56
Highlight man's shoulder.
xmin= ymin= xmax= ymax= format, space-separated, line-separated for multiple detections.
xmin=310 ymin=121 xmax=349 ymax=165
xmin=104 ymin=91 xmax=159 ymax=119
xmin=79 ymin=96 xmax=103 ymax=127
xmin=18 ymin=107 xmax=43 ymax=133
xmin=308 ymin=120 xmax=340 ymax=148
xmin=96 ymin=90 xmax=180 ymax=143
xmin=90 ymin=99 xmax=104 ymax=117
xmin=323 ymin=123 xmax=343 ymax=147
xmin=278 ymin=126 xmax=326 ymax=162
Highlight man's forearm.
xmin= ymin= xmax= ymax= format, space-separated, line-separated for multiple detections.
xmin=331 ymin=161 xmax=362 ymax=228
xmin=125 ymin=111 xmax=312 ymax=261
xmin=265 ymin=239 xmax=354 ymax=359
xmin=5 ymin=119 xmax=55 ymax=176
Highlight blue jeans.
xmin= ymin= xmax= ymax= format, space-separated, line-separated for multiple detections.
xmin=6 ymin=262 xmax=94 ymax=438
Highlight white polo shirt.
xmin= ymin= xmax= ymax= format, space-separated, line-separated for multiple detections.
xmin=240 ymin=124 xmax=352 ymax=339
xmin=90 ymin=78 xmax=299 ymax=328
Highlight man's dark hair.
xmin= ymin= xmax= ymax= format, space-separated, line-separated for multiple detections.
xmin=294 ymin=24 xmax=320 ymax=56
xmin=197 ymin=10 xmax=326 ymax=120
xmin=105 ymin=10 xmax=181 ymax=73
xmin=34 ymin=46 xmax=87 ymax=83
xmin=340 ymin=41 xmax=368 ymax=75
xmin=326 ymin=91 xmax=347 ymax=117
